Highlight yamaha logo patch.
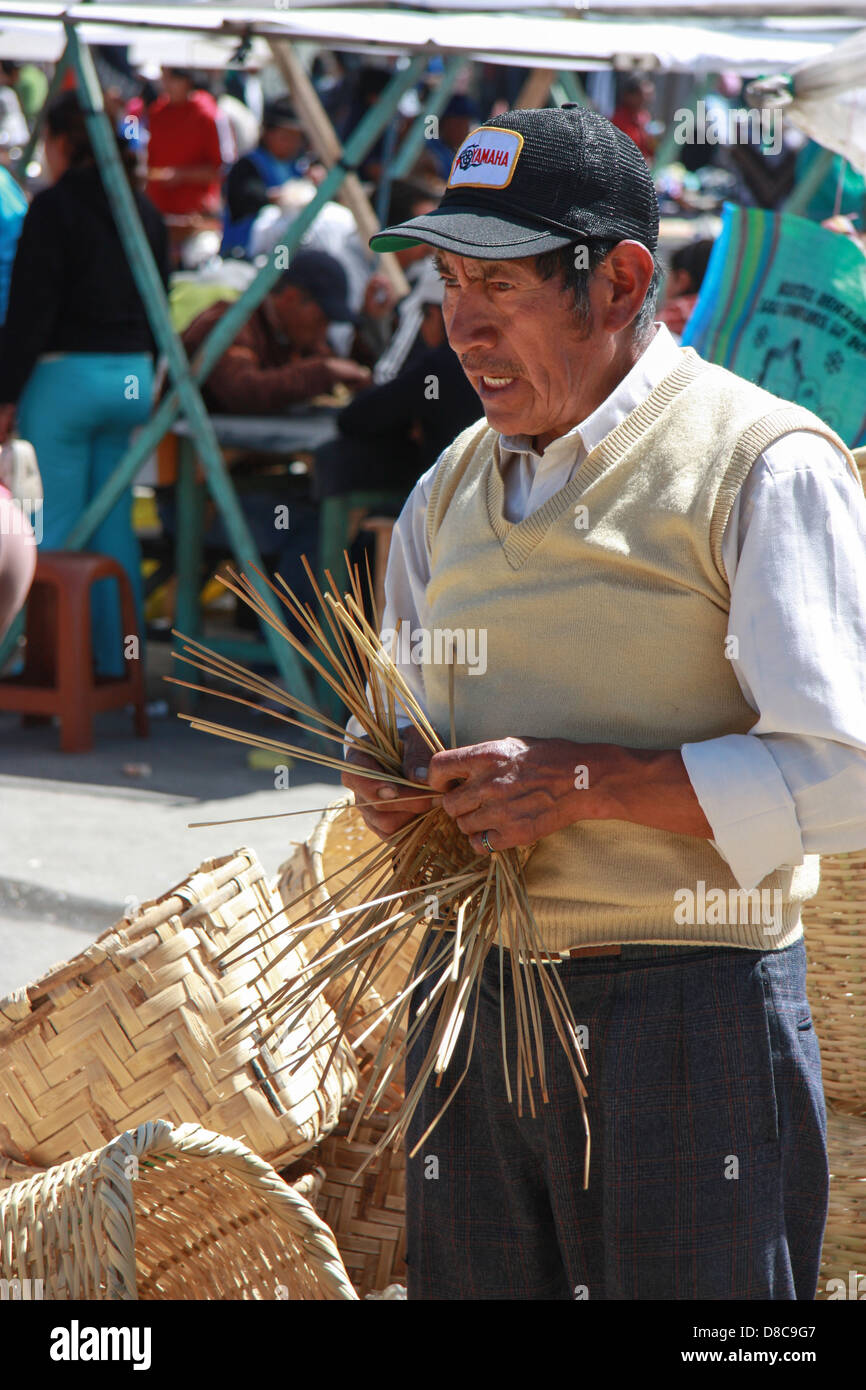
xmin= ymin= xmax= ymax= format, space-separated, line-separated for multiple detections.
xmin=447 ymin=126 xmax=524 ymax=190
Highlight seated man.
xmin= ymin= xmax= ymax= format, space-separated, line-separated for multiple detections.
xmin=313 ymin=272 xmax=480 ymax=505
xmin=247 ymin=176 xmax=441 ymax=362
xmin=164 ymin=250 xmax=372 ymax=641
xmin=180 ymin=248 xmax=371 ymax=414
xmin=221 ymin=97 xmax=316 ymax=259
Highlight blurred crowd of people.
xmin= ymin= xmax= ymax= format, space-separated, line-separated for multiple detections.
xmin=0 ymin=50 xmax=861 ymax=663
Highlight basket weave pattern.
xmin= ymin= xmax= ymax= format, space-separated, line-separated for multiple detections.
xmin=288 ymin=1111 xmax=407 ymax=1299
xmin=818 ymin=1109 xmax=866 ymax=1296
xmin=277 ymin=801 xmax=426 ymax=1111
xmin=803 ymin=848 xmax=866 ymax=1297
xmin=277 ymin=802 xmax=416 ymax=1294
xmin=0 ymin=1119 xmax=358 ymax=1299
xmin=803 ymin=850 xmax=866 ymax=1114
xmin=0 ymin=850 xmax=358 ymax=1173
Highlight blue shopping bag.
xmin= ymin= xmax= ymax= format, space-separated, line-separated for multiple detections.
xmin=682 ymin=201 xmax=866 ymax=448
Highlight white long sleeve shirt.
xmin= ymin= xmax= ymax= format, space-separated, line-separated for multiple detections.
xmin=347 ymin=323 xmax=866 ymax=892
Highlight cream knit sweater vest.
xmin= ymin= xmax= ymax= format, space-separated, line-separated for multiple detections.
xmin=421 ymin=347 xmax=860 ymax=953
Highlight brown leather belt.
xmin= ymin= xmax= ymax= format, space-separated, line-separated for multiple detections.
xmin=434 ymin=922 xmax=622 ymax=963
xmin=561 ymin=944 xmax=622 ymax=959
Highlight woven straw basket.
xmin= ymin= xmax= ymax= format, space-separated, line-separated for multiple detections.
xmin=286 ymin=1110 xmax=407 ymax=1299
xmin=803 ymin=840 xmax=866 ymax=1298
xmin=817 ymin=1107 xmax=866 ymax=1299
xmin=277 ymin=797 xmax=426 ymax=1110
xmin=0 ymin=1119 xmax=357 ymax=1299
xmin=276 ymin=799 xmax=417 ymax=1295
xmin=803 ymin=850 xmax=866 ymax=1114
xmin=0 ymin=849 xmax=358 ymax=1173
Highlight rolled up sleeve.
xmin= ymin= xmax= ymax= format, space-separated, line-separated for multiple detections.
xmin=682 ymin=433 xmax=866 ymax=889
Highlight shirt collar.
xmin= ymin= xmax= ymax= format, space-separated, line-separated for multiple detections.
xmin=499 ymin=322 xmax=683 ymax=465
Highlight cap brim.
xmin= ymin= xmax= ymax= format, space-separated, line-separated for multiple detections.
xmin=369 ymin=205 xmax=578 ymax=259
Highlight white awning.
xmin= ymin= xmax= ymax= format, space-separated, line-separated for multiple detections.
xmin=0 ymin=1 xmax=859 ymax=72
xmin=747 ymin=26 xmax=866 ymax=173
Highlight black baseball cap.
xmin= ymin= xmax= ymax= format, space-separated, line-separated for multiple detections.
xmin=276 ymin=249 xmax=358 ymax=325
xmin=263 ymin=97 xmax=302 ymax=130
xmin=370 ymin=105 xmax=658 ymax=259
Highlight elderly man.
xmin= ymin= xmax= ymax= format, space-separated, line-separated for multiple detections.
xmin=221 ymin=97 xmax=311 ymax=259
xmin=341 ymin=106 xmax=866 ymax=1301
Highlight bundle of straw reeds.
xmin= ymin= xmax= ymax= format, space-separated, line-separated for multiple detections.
xmin=169 ymin=557 xmax=590 ymax=1182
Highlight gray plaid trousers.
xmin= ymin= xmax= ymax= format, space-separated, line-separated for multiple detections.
xmin=404 ymin=936 xmax=829 ymax=1300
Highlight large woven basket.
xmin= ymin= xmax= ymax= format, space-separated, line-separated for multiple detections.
xmin=0 ymin=849 xmax=358 ymax=1173
xmin=0 ymin=1119 xmax=358 ymax=1299
xmin=276 ymin=797 xmax=426 ymax=1111
xmin=816 ymin=1106 xmax=866 ymax=1299
xmin=803 ymin=843 xmax=866 ymax=1296
xmin=276 ymin=800 xmax=419 ymax=1295
xmin=286 ymin=1110 xmax=407 ymax=1299
xmin=803 ymin=850 xmax=866 ymax=1114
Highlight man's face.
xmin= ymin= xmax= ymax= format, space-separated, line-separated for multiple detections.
xmin=264 ymin=126 xmax=303 ymax=163
xmin=161 ymin=70 xmax=192 ymax=105
xmin=625 ymin=81 xmax=654 ymax=113
xmin=434 ymin=248 xmax=600 ymax=446
xmin=271 ymin=287 xmax=329 ymax=350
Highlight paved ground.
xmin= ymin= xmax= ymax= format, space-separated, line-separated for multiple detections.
xmin=0 ymin=638 xmax=344 ymax=997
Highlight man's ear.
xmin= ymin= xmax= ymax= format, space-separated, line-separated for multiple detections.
xmin=597 ymin=240 xmax=655 ymax=334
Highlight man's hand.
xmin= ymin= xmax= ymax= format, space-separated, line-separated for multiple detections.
xmin=323 ymin=358 xmax=372 ymax=391
xmin=361 ymin=272 xmax=398 ymax=321
xmin=150 ymin=165 xmax=220 ymax=186
xmin=341 ymin=726 xmax=436 ymax=840
xmin=427 ymin=736 xmax=713 ymax=854
xmin=426 ymin=736 xmax=578 ymax=853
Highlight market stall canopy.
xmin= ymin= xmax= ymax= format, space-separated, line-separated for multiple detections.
xmin=747 ymin=26 xmax=866 ymax=175
xmin=0 ymin=1 xmax=861 ymax=72
xmin=0 ymin=3 xmax=273 ymax=65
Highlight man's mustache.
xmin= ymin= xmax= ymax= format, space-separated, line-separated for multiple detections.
xmin=461 ymin=360 xmax=523 ymax=376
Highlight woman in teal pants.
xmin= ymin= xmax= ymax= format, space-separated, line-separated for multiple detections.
xmin=0 ymin=93 xmax=168 ymax=677
xmin=15 ymin=355 xmax=153 ymax=677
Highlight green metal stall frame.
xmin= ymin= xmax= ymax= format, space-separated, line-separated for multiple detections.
xmin=0 ymin=19 xmax=427 ymax=716
xmin=3 ymin=9 xmax=836 ymax=717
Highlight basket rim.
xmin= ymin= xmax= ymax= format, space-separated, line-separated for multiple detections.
xmin=0 ymin=1119 xmax=359 ymax=1301
xmin=0 ymin=847 xmax=262 ymax=1029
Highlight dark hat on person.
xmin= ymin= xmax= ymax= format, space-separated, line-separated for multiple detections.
xmin=441 ymin=93 xmax=482 ymax=121
xmin=263 ymin=96 xmax=302 ymax=130
xmin=369 ymin=104 xmax=659 ymax=259
xmin=276 ymin=249 xmax=358 ymax=324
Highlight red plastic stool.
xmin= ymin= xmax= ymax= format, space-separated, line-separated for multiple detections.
xmin=0 ymin=551 xmax=148 ymax=753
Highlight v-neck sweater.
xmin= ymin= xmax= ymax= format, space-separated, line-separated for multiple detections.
xmin=420 ymin=346 xmax=855 ymax=951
